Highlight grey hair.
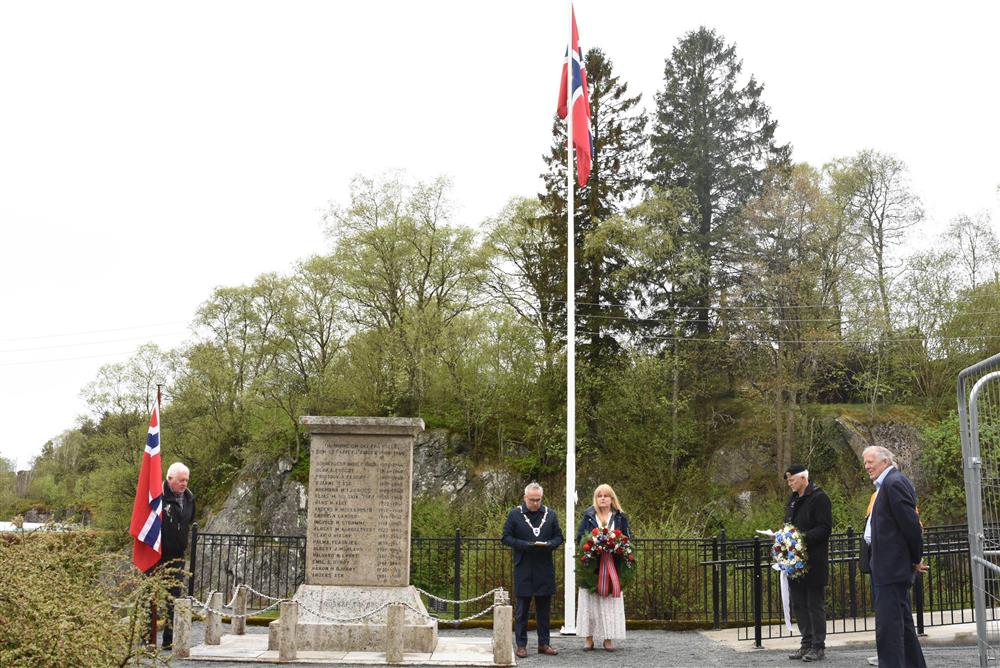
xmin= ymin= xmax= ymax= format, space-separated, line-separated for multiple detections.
xmin=166 ymin=462 xmax=190 ymax=479
xmin=862 ymin=446 xmax=894 ymax=466
xmin=524 ymin=482 xmax=543 ymax=496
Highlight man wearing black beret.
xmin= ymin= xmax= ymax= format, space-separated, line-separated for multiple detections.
xmin=784 ymin=464 xmax=832 ymax=662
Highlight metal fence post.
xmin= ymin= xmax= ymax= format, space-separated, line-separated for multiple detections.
xmin=914 ymin=572 xmax=925 ymax=635
xmin=712 ymin=535 xmax=720 ymax=629
xmin=720 ymin=528 xmax=729 ymax=624
xmin=847 ymin=525 xmax=857 ymax=619
xmin=187 ymin=522 xmax=199 ymax=597
xmin=453 ymin=527 xmax=462 ymax=621
xmin=752 ymin=536 xmax=762 ymax=648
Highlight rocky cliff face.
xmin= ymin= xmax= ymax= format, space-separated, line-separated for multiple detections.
xmin=202 ymin=457 xmax=308 ymax=536
xmin=708 ymin=414 xmax=930 ymax=508
xmin=202 ymin=429 xmax=507 ymax=536
xmin=834 ymin=416 xmax=927 ymax=494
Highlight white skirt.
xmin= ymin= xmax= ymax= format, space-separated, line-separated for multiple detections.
xmin=576 ymin=587 xmax=626 ymax=641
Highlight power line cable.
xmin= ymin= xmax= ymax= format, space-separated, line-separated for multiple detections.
xmin=0 ymin=321 xmax=190 ymax=343
xmin=0 ymin=331 xmax=189 ymax=354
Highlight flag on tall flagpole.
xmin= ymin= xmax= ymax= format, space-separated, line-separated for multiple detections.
xmin=129 ymin=402 xmax=163 ymax=572
xmin=557 ymin=6 xmax=593 ymax=187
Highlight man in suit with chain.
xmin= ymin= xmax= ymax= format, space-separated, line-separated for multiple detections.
xmin=502 ymin=482 xmax=565 ymax=658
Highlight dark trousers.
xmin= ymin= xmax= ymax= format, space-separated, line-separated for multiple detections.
xmin=514 ymin=595 xmax=551 ymax=648
xmin=873 ymin=580 xmax=926 ymax=668
xmin=789 ymin=581 xmax=826 ymax=649
xmin=147 ymin=558 xmax=185 ymax=646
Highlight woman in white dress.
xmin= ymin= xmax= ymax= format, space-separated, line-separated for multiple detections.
xmin=575 ymin=484 xmax=631 ymax=651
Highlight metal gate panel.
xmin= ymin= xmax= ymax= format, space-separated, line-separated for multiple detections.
xmin=958 ymin=353 xmax=1000 ymax=667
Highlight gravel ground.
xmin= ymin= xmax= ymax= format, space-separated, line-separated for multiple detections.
xmin=159 ymin=623 xmax=979 ymax=667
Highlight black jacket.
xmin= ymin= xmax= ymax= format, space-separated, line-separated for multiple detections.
xmin=575 ymin=506 xmax=632 ymax=544
xmin=783 ymin=482 xmax=832 ymax=587
xmin=501 ymin=504 xmax=564 ymax=597
xmin=160 ymin=481 xmax=195 ymax=565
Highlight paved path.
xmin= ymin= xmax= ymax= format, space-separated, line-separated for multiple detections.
xmin=163 ymin=623 xmax=979 ymax=667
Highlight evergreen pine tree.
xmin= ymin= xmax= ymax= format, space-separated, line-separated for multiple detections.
xmin=650 ymin=27 xmax=790 ymax=337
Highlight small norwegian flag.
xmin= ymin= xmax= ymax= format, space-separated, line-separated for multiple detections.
xmin=129 ymin=402 xmax=163 ymax=572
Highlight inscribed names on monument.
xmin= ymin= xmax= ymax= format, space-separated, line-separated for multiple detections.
xmin=306 ymin=435 xmax=412 ymax=586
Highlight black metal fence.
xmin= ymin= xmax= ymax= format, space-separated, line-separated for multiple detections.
xmin=187 ymin=523 xmax=976 ymax=641
xmin=187 ymin=525 xmax=306 ymax=610
xmin=726 ymin=525 xmax=974 ymax=644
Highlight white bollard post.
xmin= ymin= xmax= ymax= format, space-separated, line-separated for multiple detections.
xmin=172 ymin=597 xmax=192 ymax=658
xmin=278 ymin=600 xmax=298 ymax=662
xmin=205 ymin=591 xmax=223 ymax=645
xmin=386 ymin=603 xmax=405 ymax=664
xmin=493 ymin=589 xmax=513 ymax=665
xmin=232 ymin=585 xmax=248 ymax=635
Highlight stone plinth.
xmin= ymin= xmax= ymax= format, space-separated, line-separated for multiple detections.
xmin=267 ymin=584 xmax=437 ymax=653
xmin=272 ymin=416 xmax=433 ymax=653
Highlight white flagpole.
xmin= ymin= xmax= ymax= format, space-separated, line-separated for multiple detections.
xmin=561 ymin=0 xmax=577 ymax=636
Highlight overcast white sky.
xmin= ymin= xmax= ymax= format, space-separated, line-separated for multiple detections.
xmin=1 ymin=2 xmax=997 ymax=469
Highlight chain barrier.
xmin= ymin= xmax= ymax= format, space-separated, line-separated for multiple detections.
xmin=295 ymin=599 xmax=399 ymax=623
xmin=188 ymin=585 xmax=288 ymax=619
xmin=413 ymin=586 xmax=502 ymax=605
xmin=182 ymin=584 xmax=507 ymax=625
xmin=240 ymin=584 xmax=285 ymax=603
xmin=434 ymin=602 xmax=498 ymax=625
xmin=294 ymin=598 xmax=500 ymax=625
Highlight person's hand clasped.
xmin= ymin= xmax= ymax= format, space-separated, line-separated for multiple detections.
xmin=913 ymin=561 xmax=929 ymax=574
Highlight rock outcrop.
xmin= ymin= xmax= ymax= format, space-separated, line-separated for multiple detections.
xmin=833 ymin=416 xmax=927 ymax=494
xmin=203 ymin=429 xmax=505 ymax=536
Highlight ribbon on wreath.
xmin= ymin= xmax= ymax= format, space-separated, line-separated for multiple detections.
xmin=597 ymin=551 xmax=622 ymax=597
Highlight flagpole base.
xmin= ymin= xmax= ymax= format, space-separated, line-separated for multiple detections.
xmin=559 ymin=625 xmax=577 ymax=635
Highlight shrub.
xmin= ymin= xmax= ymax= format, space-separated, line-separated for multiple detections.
xmin=0 ymin=529 xmax=180 ymax=667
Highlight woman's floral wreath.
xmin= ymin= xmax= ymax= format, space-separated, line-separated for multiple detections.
xmin=576 ymin=526 xmax=637 ymax=592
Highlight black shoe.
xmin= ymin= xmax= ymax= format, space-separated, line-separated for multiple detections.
xmin=788 ymin=647 xmax=808 ymax=660
xmin=802 ymin=648 xmax=825 ymax=662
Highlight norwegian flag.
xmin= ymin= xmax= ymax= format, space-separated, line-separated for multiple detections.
xmin=129 ymin=402 xmax=163 ymax=572
xmin=556 ymin=5 xmax=593 ymax=187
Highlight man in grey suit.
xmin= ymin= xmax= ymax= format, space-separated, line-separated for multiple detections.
xmin=862 ymin=446 xmax=927 ymax=668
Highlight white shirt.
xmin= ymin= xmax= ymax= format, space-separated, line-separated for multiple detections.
xmin=864 ymin=465 xmax=894 ymax=545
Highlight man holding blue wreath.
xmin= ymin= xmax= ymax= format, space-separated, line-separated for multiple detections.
xmin=783 ymin=464 xmax=832 ymax=662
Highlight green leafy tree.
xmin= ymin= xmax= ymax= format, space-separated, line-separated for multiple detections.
xmin=945 ymin=211 xmax=999 ymax=290
xmin=323 ymin=173 xmax=486 ymax=415
xmin=484 ymin=197 xmax=564 ymax=370
xmin=735 ymin=164 xmax=833 ymax=475
xmin=828 ymin=150 xmax=923 ymax=329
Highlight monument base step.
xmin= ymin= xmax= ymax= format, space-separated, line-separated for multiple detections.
xmin=187 ymin=633 xmax=513 ymax=665
xmin=267 ymin=584 xmax=438 ymax=653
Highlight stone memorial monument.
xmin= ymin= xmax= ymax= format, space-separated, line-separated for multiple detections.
xmin=268 ymin=416 xmax=437 ymax=653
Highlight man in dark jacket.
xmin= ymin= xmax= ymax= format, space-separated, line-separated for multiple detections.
xmin=863 ymin=446 xmax=927 ymax=668
xmin=783 ymin=464 xmax=832 ymax=662
xmin=501 ymin=482 xmax=564 ymax=658
xmin=157 ymin=461 xmax=195 ymax=649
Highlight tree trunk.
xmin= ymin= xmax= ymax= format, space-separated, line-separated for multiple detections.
xmin=775 ymin=346 xmax=786 ymax=480
xmin=671 ymin=328 xmax=680 ymax=468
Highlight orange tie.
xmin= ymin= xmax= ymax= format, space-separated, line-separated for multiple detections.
xmin=865 ymin=491 xmax=877 ymax=518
